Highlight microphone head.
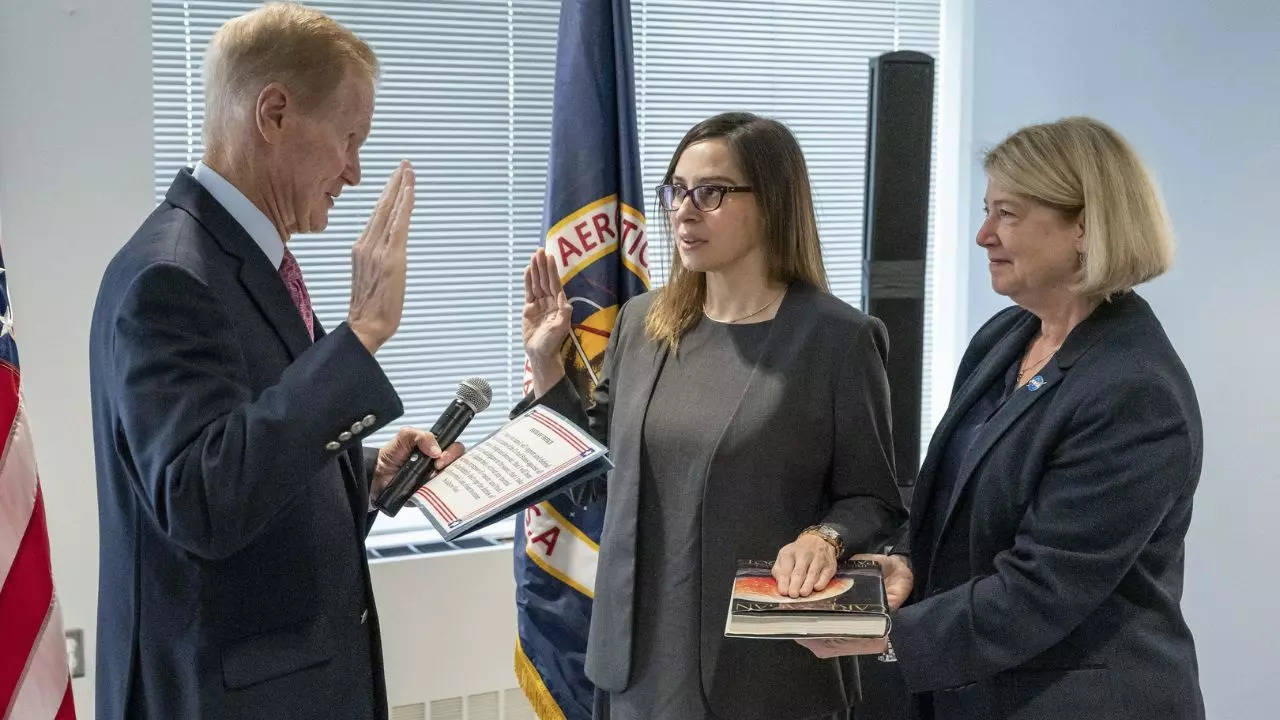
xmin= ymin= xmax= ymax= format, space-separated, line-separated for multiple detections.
xmin=456 ymin=377 xmax=492 ymax=414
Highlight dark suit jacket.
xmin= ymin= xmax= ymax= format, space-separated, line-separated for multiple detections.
xmin=90 ymin=169 xmax=403 ymax=719
xmin=516 ymin=283 xmax=907 ymax=719
xmin=891 ymin=292 xmax=1205 ymax=719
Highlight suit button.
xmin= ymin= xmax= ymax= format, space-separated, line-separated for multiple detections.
xmin=339 ymin=431 xmax=353 ymax=442
xmin=362 ymin=414 xmax=376 ymax=427
xmin=325 ymin=441 xmax=340 ymax=451
xmin=352 ymin=421 xmax=365 ymax=434
xmin=360 ymin=609 xmax=368 ymax=624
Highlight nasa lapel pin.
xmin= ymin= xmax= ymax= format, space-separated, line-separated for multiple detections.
xmin=1027 ymin=375 xmax=1045 ymax=391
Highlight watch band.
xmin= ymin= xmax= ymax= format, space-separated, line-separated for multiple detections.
xmin=801 ymin=523 xmax=844 ymax=557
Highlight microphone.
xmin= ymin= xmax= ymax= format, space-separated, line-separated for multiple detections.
xmin=373 ymin=377 xmax=492 ymax=516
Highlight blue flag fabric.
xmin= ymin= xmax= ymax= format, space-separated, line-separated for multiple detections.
xmin=514 ymin=1 xmax=647 ymax=718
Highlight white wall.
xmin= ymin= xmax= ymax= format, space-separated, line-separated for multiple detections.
xmin=960 ymin=1 xmax=1280 ymax=717
xmin=0 ymin=0 xmax=153 ymax=713
xmin=0 ymin=0 xmax=520 ymax=714
xmin=374 ymin=547 xmax=521 ymax=712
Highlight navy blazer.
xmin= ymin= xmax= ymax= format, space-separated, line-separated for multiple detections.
xmin=517 ymin=284 xmax=907 ymax=719
xmin=90 ymin=170 xmax=403 ymax=719
xmin=891 ymin=292 xmax=1205 ymax=719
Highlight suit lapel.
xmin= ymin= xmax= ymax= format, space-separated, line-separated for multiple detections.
xmin=702 ymin=283 xmax=804 ymax=475
xmin=237 ymin=261 xmax=314 ymax=360
xmin=911 ymin=313 xmax=1038 ymax=548
xmin=613 ymin=331 xmax=668 ymax=459
xmin=166 ymin=172 xmax=362 ymax=521
xmin=935 ymin=361 xmax=1063 ymax=538
xmin=164 ymin=169 xmax=313 ymax=360
xmin=610 ymin=285 xmax=806 ymax=509
xmin=921 ymin=294 xmax=1136 ymax=562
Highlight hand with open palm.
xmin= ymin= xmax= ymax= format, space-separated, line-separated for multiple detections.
xmin=523 ymin=248 xmax=573 ymax=396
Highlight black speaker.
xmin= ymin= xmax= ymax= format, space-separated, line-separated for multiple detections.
xmin=862 ymin=49 xmax=935 ymax=491
xmin=856 ymin=49 xmax=934 ymax=720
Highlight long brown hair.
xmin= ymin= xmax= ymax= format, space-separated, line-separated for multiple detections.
xmin=645 ymin=112 xmax=828 ymax=349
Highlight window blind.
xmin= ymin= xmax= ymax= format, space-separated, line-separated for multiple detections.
xmin=152 ymin=0 xmax=940 ymax=536
xmin=632 ymin=0 xmax=940 ymax=448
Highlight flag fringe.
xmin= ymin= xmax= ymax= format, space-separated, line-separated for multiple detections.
xmin=514 ymin=641 xmax=568 ymax=720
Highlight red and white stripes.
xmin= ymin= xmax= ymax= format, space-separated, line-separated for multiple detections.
xmin=0 ymin=394 xmax=76 ymax=719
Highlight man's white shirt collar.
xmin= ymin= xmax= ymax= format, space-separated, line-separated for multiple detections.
xmin=192 ymin=161 xmax=285 ymax=270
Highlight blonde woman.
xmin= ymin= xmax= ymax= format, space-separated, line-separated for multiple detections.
xmin=518 ymin=112 xmax=907 ymax=719
xmin=808 ymin=117 xmax=1205 ymax=720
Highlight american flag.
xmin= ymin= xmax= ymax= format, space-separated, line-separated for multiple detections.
xmin=0 ymin=238 xmax=77 ymax=719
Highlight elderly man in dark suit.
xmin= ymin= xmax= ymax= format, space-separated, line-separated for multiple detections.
xmin=89 ymin=5 xmax=459 ymax=719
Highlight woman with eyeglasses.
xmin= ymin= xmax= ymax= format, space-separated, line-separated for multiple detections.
xmin=515 ymin=112 xmax=908 ymax=719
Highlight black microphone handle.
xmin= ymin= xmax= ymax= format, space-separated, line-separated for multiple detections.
xmin=373 ymin=399 xmax=475 ymax=516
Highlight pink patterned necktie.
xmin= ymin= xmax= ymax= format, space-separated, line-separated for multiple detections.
xmin=278 ymin=249 xmax=315 ymax=341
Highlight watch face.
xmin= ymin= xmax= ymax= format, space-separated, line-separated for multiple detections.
xmin=807 ymin=526 xmax=840 ymax=549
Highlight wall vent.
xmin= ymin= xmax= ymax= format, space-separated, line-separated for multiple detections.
xmin=390 ymin=703 xmax=426 ymax=720
xmin=392 ymin=687 xmax=534 ymax=720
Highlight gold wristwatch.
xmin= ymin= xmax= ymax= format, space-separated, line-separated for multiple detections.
xmin=801 ymin=524 xmax=844 ymax=557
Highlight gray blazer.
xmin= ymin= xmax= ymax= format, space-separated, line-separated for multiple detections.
xmin=516 ymin=282 xmax=907 ymax=719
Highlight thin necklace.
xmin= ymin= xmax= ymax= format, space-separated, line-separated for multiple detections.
xmin=1018 ymin=340 xmax=1062 ymax=384
xmin=704 ymin=288 xmax=786 ymax=324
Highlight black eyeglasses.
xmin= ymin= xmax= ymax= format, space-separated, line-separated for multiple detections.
xmin=656 ymin=183 xmax=752 ymax=212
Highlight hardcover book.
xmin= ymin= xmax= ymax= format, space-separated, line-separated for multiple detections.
xmin=724 ymin=558 xmax=890 ymax=639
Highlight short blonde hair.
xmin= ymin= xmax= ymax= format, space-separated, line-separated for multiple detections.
xmin=203 ymin=2 xmax=378 ymax=144
xmin=984 ymin=116 xmax=1174 ymax=300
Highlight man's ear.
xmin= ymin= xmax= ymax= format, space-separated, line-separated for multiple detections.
xmin=256 ymin=82 xmax=290 ymax=145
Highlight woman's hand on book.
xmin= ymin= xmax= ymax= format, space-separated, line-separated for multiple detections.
xmin=772 ymin=532 xmax=838 ymax=598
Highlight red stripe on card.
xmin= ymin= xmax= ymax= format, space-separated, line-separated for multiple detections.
xmin=422 ymin=488 xmax=457 ymax=524
xmin=430 ymin=489 xmax=457 ymax=523
xmin=531 ymin=412 xmax=586 ymax=451
xmin=416 ymin=486 xmax=452 ymax=523
xmin=0 ymin=485 xmax=54 ymax=713
xmin=428 ymin=493 xmax=456 ymax=524
xmin=530 ymin=411 xmax=589 ymax=453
